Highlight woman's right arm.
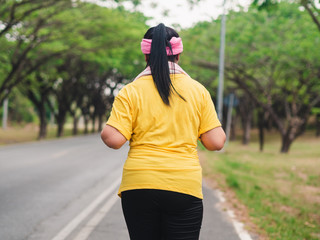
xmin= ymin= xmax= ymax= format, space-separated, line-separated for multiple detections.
xmin=101 ymin=125 xmax=127 ymax=149
xmin=200 ymin=126 xmax=226 ymax=151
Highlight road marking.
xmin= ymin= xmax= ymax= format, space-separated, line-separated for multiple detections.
xmin=73 ymin=191 xmax=119 ymax=240
xmin=51 ymin=176 xmax=121 ymax=240
xmin=52 ymin=150 xmax=70 ymax=159
xmin=216 ymin=190 xmax=253 ymax=240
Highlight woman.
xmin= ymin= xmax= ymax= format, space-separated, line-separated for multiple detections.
xmin=101 ymin=23 xmax=226 ymax=240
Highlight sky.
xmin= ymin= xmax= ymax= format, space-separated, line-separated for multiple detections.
xmin=92 ymin=0 xmax=251 ymax=29
xmin=133 ymin=0 xmax=251 ymax=28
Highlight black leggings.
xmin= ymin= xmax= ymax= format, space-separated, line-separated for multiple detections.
xmin=121 ymin=189 xmax=203 ymax=240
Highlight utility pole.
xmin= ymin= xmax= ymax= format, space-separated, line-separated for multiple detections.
xmin=225 ymin=93 xmax=234 ymax=147
xmin=217 ymin=0 xmax=227 ymax=122
xmin=2 ymin=93 xmax=8 ymax=130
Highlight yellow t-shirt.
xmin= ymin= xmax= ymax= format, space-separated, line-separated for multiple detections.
xmin=106 ymin=73 xmax=221 ymax=199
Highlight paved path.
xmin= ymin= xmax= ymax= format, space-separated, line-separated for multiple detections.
xmin=0 ymin=134 xmax=243 ymax=240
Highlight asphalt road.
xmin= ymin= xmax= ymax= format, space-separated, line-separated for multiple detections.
xmin=0 ymin=134 xmax=243 ymax=240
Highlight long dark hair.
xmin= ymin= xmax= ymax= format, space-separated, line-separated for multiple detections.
xmin=144 ymin=23 xmax=185 ymax=106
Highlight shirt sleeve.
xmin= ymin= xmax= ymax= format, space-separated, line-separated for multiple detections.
xmin=106 ymin=88 xmax=133 ymax=140
xmin=198 ymin=88 xmax=222 ymax=137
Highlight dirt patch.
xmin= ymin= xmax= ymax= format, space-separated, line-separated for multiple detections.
xmin=298 ymin=185 xmax=320 ymax=205
xmin=275 ymin=179 xmax=320 ymax=205
xmin=273 ymin=203 xmax=300 ymax=217
xmin=297 ymin=171 xmax=308 ymax=182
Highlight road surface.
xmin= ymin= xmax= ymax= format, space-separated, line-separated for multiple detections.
xmin=0 ymin=134 xmax=243 ymax=240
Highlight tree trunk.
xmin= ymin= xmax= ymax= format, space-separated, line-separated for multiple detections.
xmin=72 ymin=115 xmax=79 ymax=135
xmin=242 ymin=116 xmax=252 ymax=145
xmin=98 ymin=114 xmax=104 ymax=132
xmin=84 ymin=115 xmax=89 ymax=134
xmin=280 ymin=118 xmax=306 ymax=153
xmin=91 ymin=115 xmax=96 ymax=133
xmin=38 ymin=106 xmax=47 ymax=140
xmin=316 ymin=113 xmax=320 ymax=137
xmin=26 ymin=88 xmax=49 ymax=140
xmin=280 ymin=134 xmax=294 ymax=153
xmin=258 ymin=110 xmax=265 ymax=152
xmin=57 ymin=123 xmax=64 ymax=137
xmin=238 ymin=95 xmax=254 ymax=145
xmin=264 ymin=112 xmax=273 ymax=131
xmin=239 ymin=107 xmax=253 ymax=145
xmin=230 ymin=114 xmax=237 ymax=141
xmin=56 ymin=112 xmax=66 ymax=137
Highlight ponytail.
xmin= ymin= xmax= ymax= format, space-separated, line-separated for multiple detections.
xmin=144 ymin=23 xmax=184 ymax=106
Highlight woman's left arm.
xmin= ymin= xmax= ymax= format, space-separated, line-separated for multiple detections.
xmin=101 ymin=125 xmax=127 ymax=149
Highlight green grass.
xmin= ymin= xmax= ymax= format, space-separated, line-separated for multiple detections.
xmin=0 ymin=124 xmax=90 ymax=145
xmin=202 ymin=131 xmax=320 ymax=240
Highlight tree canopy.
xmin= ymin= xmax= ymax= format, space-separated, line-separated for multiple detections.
xmin=1 ymin=0 xmax=319 ymax=153
xmin=1 ymin=1 xmax=147 ymax=138
xmin=181 ymin=1 xmax=320 ymax=152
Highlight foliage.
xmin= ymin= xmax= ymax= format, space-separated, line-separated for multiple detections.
xmin=0 ymin=0 xmax=147 ymax=137
xmin=252 ymin=0 xmax=320 ymax=32
xmin=0 ymin=0 xmax=76 ymax=103
xmin=0 ymin=88 xmax=37 ymax=124
xmin=44 ymin=3 xmax=147 ymax=136
xmin=180 ymin=21 xmax=221 ymax=94
xmin=182 ymin=1 xmax=320 ymax=152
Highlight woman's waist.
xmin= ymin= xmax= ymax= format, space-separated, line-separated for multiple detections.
xmin=119 ymin=168 xmax=203 ymax=199
xmin=124 ymin=154 xmax=201 ymax=171
xmin=129 ymin=143 xmax=198 ymax=156
xmin=123 ymin=165 xmax=201 ymax=171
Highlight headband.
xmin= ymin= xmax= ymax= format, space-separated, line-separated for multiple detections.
xmin=141 ymin=37 xmax=183 ymax=55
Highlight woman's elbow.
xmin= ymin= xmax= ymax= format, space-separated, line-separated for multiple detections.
xmin=213 ymin=137 xmax=226 ymax=151
xmin=205 ymin=139 xmax=225 ymax=151
xmin=216 ymin=132 xmax=226 ymax=150
xmin=201 ymin=127 xmax=226 ymax=151
xmin=101 ymin=134 xmax=122 ymax=149
xmin=100 ymin=125 xmax=127 ymax=149
xmin=107 ymin=142 xmax=123 ymax=150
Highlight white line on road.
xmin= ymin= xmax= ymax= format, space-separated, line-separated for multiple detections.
xmin=216 ymin=190 xmax=253 ymax=240
xmin=51 ymin=176 xmax=121 ymax=240
xmin=73 ymin=191 xmax=119 ymax=240
xmin=52 ymin=150 xmax=71 ymax=159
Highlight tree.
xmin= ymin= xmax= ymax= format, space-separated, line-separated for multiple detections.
xmin=0 ymin=0 xmax=75 ymax=104
xmin=182 ymin=2 xmax=320 ymax=153
xmin=0 ymin=0 xmax=144 ymax=104
xmin=225 ymin=3 xmax=320 ymax=152
xmin=21 ymin=72 xmax=55 ymax=139
xmin=252 ymin=0 xmax=320 ymax=32
xmin=0 ymin=0 xmax=65 ymax=37
xmin=238 ymin=93 xmax=255 ymax=145
xmin=5 ymin=1 xmax=147 ymax=138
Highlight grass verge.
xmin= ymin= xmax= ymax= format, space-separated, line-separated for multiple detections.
xmin=201 ymin=131 xmax=320 ymax=240
xmin=0 ymin=124 xmax=89 ymax=145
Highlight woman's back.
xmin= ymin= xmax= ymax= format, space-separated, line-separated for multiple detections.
xmin=125 ymin=74 xmax=217 ymax=148
xmin=107 ymin=72 xmax=221 ymax=198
